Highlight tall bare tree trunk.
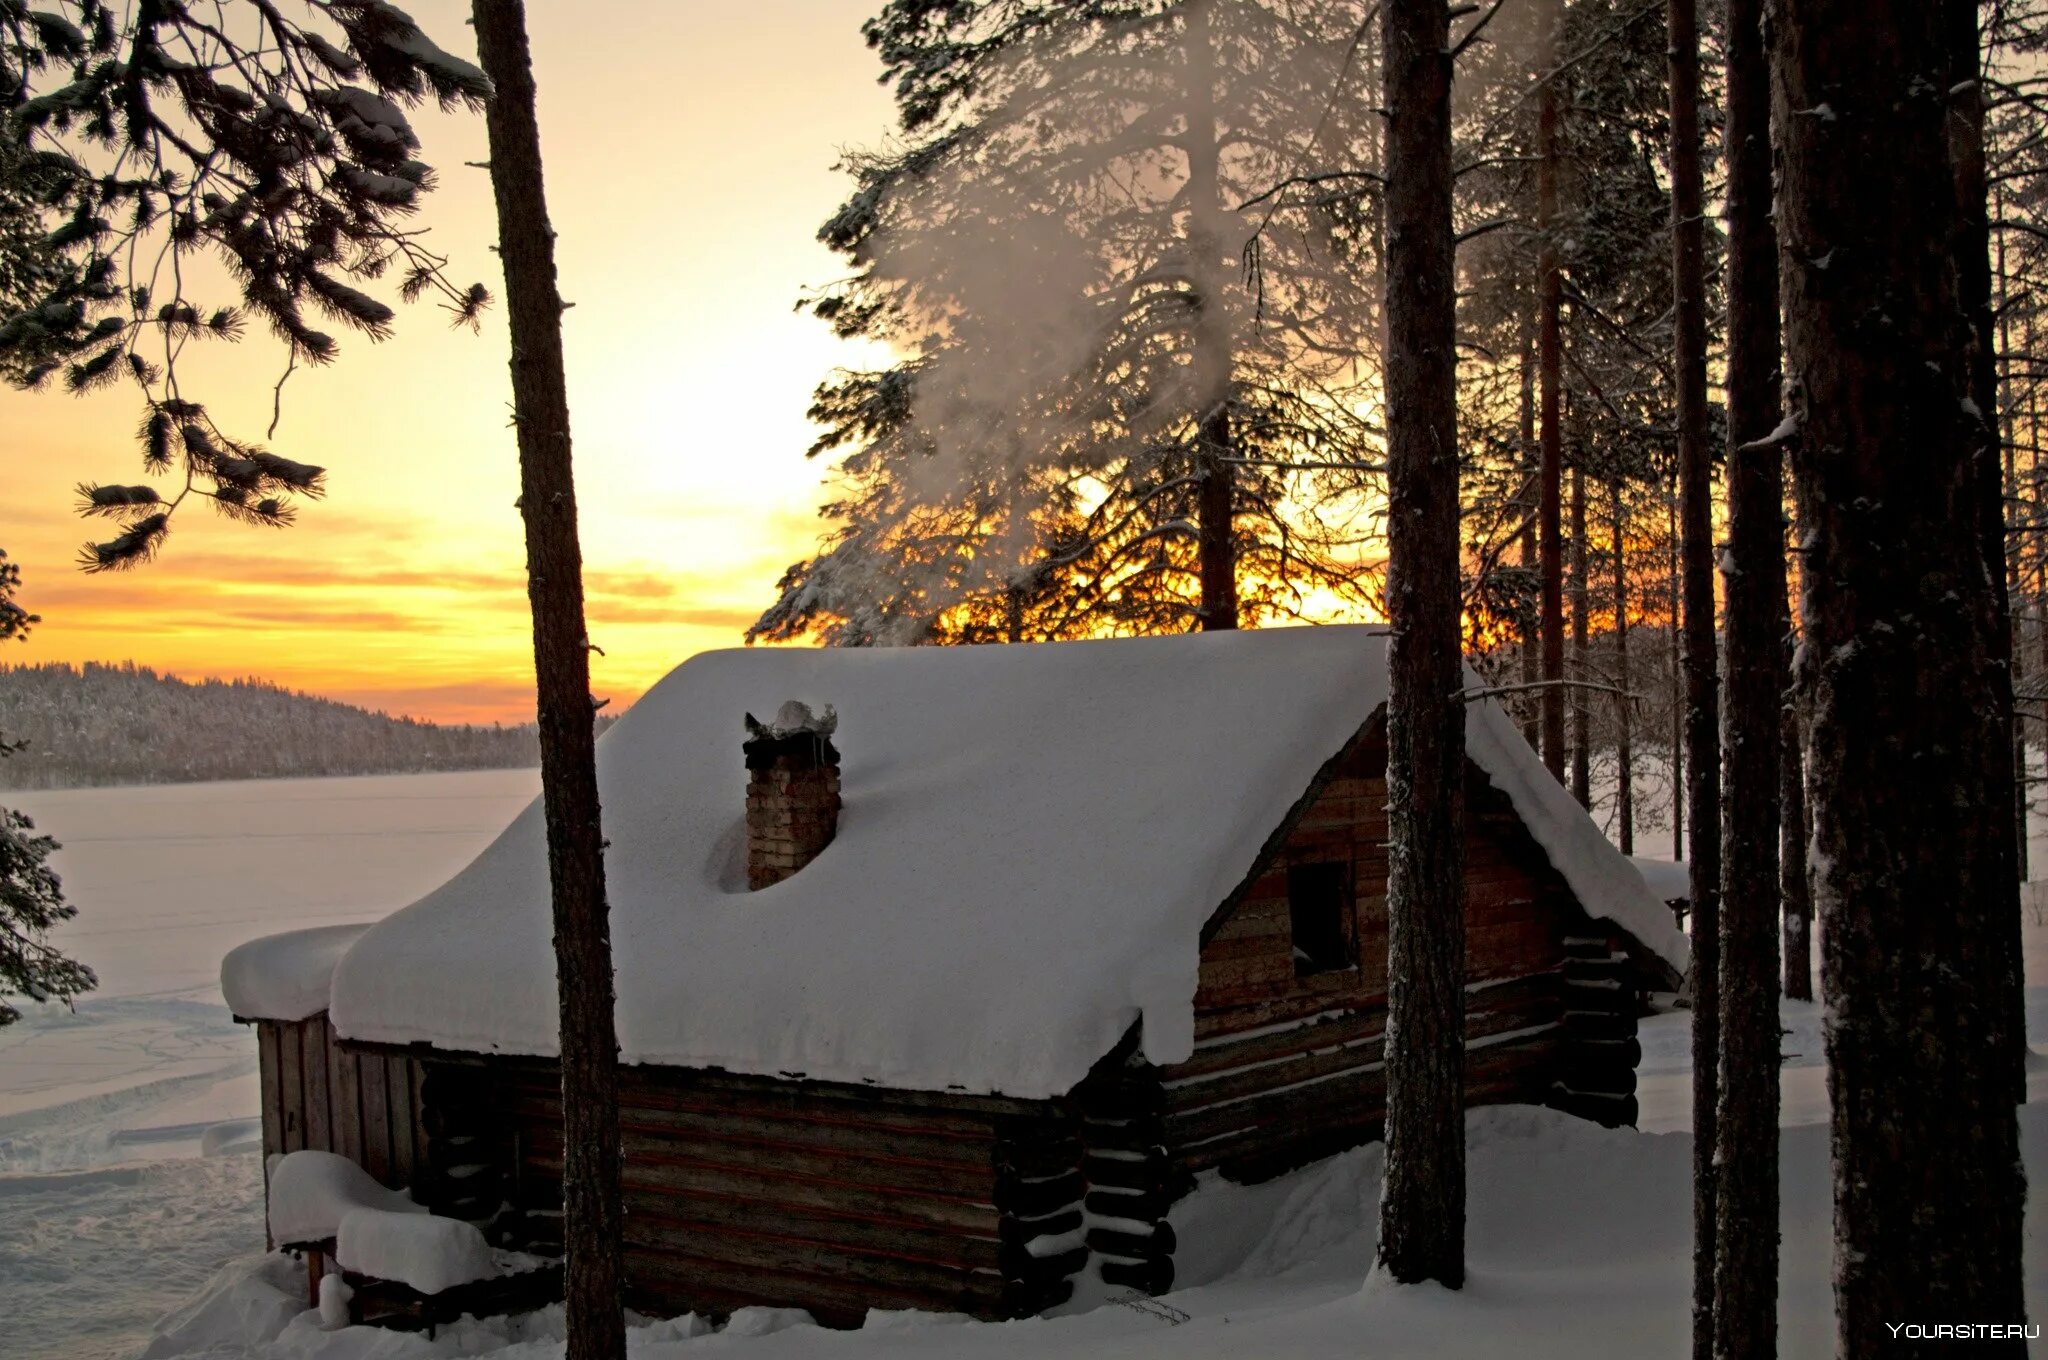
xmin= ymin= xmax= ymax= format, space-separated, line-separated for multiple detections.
xmin=1713 ymin=0 xmax=1782 ymax=1348
xmin=1377 ymin=0 xmax=1466 ymax=1290
xmin=1537 ymin=0 xmax=1567 ymax=777
xmin=1780 ymin=670 xmax=1811 ymax=1002
xmin=1669 ymin=479 xmax=1684 ymax=861
xmin=1520 ymin=307 xmax=1541 ymax=744
xmin=1774 ymin=0 xmax=2029 ymax=1349
xmin=1667 ymin=2 xmax=1719 ymax=1355
xmin=1612 ymin=478 xmax=1634 ymax=854
xmin=1571 ymin=462 xmax=1591 ymax=806
xmin=1946 ymin=0 xmax=2027 ymax=1101
xmin=2000 ymin=189 xmax=2030 ymax=886
xmin=470 ymin=5 xmax=625 ymax=1358
xmin=1185 ymin=0 xmax=1238 ymax=632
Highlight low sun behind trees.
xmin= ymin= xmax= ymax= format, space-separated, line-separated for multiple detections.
xmin=767 ymin=0 xmax=2037 ymax=1348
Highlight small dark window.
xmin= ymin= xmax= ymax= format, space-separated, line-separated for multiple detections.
xmin=1288 ymin=861 xmax=1354 ymax=976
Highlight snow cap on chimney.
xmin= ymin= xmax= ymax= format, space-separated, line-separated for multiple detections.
xmin=743 ymin=701 xmax=841 ymax=890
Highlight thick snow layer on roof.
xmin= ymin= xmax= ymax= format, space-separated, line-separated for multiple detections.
xmin=1465 ymin=704 xmax=1689 ymax=980
xmin=329 ymin=628 xmax=1688 ymax=1098
xmin=1629 ymin=856 xmax=1692 ymax=903
xmin=266 ymin=1150 xmax=421 ymax=1246
xmin=221 ymin=924 xmax=369 ymax=1021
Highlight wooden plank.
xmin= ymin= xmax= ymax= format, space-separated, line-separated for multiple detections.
xmin=359 ymin=1052 xmax=393 ymax=1185
xmin=386 ymin=1056 xmax=417 ymax=1189
xmin=507 ymin=1090 xmax=996 ymax=1170
xmin=1167 ymin=1007 xmax=1386 ymax=1081
xmin=330 ymin=1025 xmax=362 ymax=1166
xmin=1196 ymin=988 xmax=1388 ymax=1041
xmin=525 ymin=1148 xmax=997 ymax=1237
xmin=303 ymin=1016 xmax=332 ymax=1152
xmin=616 ymin=1185 xmax=1003 ymax=1272
xmin=1165 ymin=1034 xmax=1387 ymax=1116
xmin=1168 ymin=1073 xmax=1388 ymax=1156
xmin=258 ymin=1022 xmax=284 ymax=1161
xmin=625 ymin=1209 xmax=1006 ymax=1309
xmin=618 ymin=1065 xmax=1043 ymax=1123
xmin=526 ymin=1123 xmax=992 ymax=1199
xmin=408 ymin=1060 xmax=432 ymax=1201
xmin=278 ymin=1020 xmax=307 ymax=1154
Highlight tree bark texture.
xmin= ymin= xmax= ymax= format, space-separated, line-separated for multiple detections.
xmin=1667 ymin=2 xmax=1720 ymax=1356
xmin=1520 ymin=307 xmax=1541 ymax=745
xmin=1537 ymin=0 xmax=1567 ymax=778
xmin=1185 ymin=0 xmax=1238 ymax=632
xmin=1773 ymin=0 xmax=2030 ymax=1350
xmin=1612 ymin=478 xmax=1634 ymax=855
xmin=1945 ymin=0 xmax=2027 ymax=1101
xmin=1713 ymin=0 xmax=1782 ymax=1350
xmin=1669 ymin=481 xmax=1684 ymax=862
xmin=1779 ymin=681 xmax=1811 ymax=1003
xmin=471 ymin=6 xmax=626 ymax=1357
xmin=1376 ymin=0 xmax=1466 ymax=1290
xmin=1571 ymin=463 xmax=1591 ymax=807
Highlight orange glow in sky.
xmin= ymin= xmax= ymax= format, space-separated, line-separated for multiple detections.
xmin=0 ymin=1 xmax=894 ymax=723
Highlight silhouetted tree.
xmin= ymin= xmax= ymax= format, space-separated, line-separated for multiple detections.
xmin=0 ymin=550 xmax=95 ymax=1026
xmin=469 ymin=4 xmax=622 ymax=1356
xmin=0 ymin=0 xmax=489 ymax=565
xmin=1775 ymin=0 xmax=2029 ymax=1348
xmin=1377 ymin=0 xmax=1465 ymax=1290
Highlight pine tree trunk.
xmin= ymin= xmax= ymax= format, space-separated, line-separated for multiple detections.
xmin=1774 ymin=1 xmax=2029 ymax=1350
xmin=1571 ymin=463 xmax=1591 ymax=806
xmin=1376 ymin=0 xmax=1465 ymax=1290
xmin=1667 ymin=3 xmax=1719 ymax=1356
xmin=1712 ymin=0 xmax=1782 ymax=1348
xmin=1520 ymin=307 xmax=1541 ymax=745
xmin=1669 ymin=480 xmax=1684 ymax=862
xmin=1946 ymin=0 xmax=2027 ymax=1102
xmin=470 ymin=7 xmax=625 ymax=1357
xmin=1613 ymin=479 xmax=1633 ymax=854
xmin=1536 ymin=0 xmax=1567 ymax=780
xmin=1184 ymin=0 xmax=1237 ymax=632
xmin=1779 ymin=672 xmax=1812 ymax=1003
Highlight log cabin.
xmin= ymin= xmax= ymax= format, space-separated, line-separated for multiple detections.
xmin=222 ymin=626 xmax=1687 ymax=1327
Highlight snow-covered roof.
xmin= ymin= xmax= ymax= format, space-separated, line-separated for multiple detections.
xmin=222 ymin=923 xmax=369 ymax=1022
xmin=311 ymin=627 xmax=1684 ymax=1099
xmin=1629 ymin=856 xmax=1691 ymax=903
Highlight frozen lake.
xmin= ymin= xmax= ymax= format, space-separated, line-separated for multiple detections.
xmin=0 ymin=770 xmax=538 ymax=1359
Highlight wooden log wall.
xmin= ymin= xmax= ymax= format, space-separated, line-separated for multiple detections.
xmin=1168 ymin=722 xmax=1640 ymax=1182
xmin=991 ymin=1111 xmax=1087 ymax=1314
xmin=1551 ymin=931 xmax=1642 ymax=1127
xmin=1074 ymin=1063 xmax=1179 ymax=1296
xmin=487 ymin=1061 xmax=1059 ymax=1325
xmin=255 ymin=1015 xmax=428 ymax=1191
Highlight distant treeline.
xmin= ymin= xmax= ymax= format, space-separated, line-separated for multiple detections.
xmin=0 ymin=661 xmax=570 ymax=790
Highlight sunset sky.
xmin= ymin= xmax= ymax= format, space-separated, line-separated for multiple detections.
xmin=0 ymin=1 xmax=895 ymax=723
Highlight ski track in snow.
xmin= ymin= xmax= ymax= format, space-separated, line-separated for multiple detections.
xmin=0 ymin=770 xmax=2044 ymax=1359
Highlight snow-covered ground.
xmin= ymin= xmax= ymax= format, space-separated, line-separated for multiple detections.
xmin=0 ymin=772 xmax=537 ymax=1360
xmin=1 ymin=768 xmax=2043 ymax=1360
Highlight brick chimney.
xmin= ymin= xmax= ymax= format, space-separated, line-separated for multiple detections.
xmin=743 ymin=701 xmax=841 ymax=890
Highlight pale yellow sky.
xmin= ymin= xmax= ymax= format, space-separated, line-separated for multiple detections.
xmin=0 ymin=1 xmax=894 ymax=722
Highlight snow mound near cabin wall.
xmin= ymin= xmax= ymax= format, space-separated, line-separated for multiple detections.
xmin=328 ymin=628 xmax=1686 ymax=1097
xmin=266 ymin=1150 xmax=423 ymax=1246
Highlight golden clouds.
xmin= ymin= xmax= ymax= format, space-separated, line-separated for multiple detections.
xmin=0 ymin=0 xmax=890 ymax=724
